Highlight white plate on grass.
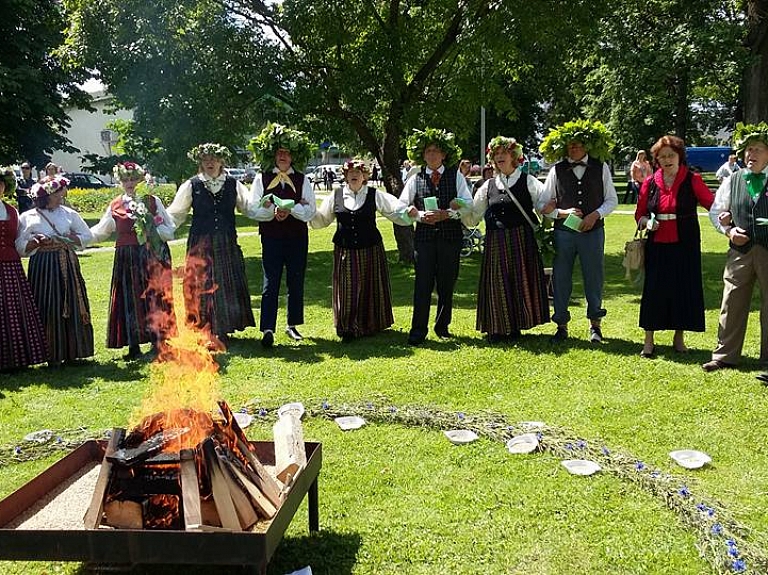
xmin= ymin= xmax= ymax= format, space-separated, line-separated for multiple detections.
xmin=23 ymin=429 xmax=53 ymax=443
xmin=233 ymin=412 xmax=253 ymax=429
xmin=277 ymin=402 xmax=305 ymax=419
xmin=561 ymin=459 xmax=601 ymax=476
xmin=506 ymin=433 xmax=539 ymax=454
xmin=520 ymin=421 xmax=546 ymax=430
xmin=335 ymin=416 xmax=366 ymax=431
xmin=669 ymin=449 xmax=711 ymax=469
xmin=443 ymin=430 xmax=479 ymax=445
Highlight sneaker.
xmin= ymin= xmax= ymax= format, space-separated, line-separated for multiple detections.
xmin=261 ymin=330 xmax=274 ymax=348
xmin=589 ymin=325 xmax=603 ymax=344
xmin=285 ymin=326 xmax=303 ymax=341
xmin=550 ymin=326 xmax=568 ymax=343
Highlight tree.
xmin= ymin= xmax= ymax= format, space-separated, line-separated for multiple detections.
xmin=0 ymin=0 xmax=91 ymax=166
xmin=741 ymin=0 xmax=768 ymax=122
xmin=64 ymin=0 xmax=285 ymax=182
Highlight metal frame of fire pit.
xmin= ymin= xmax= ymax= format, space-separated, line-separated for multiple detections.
xmin=0 ymin=439 xmax=321 ymax=573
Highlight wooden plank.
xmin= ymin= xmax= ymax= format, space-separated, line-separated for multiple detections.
xmin=201 ymin=438 xmax=241 ymax=531
xmin=103 ymin=500 xmax=143 ymax=529
xmin=83 ymin=428 xmax=125 ymax=529
xmin=179 ymin=448 xmax=202 ymax=530
xmin=236 ymin=439 xmax=282 ymax=508
xmin=215 ymin=447 xmax=259 ymax=529
xmin=273 ymin=413 xmax=307 ymax=483
xmin=225 ymin=458 xmax=277 ymax=519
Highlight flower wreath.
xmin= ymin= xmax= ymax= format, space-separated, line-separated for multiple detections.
xmin=486 ymin=136 xmax=524 ymax=165
xmin=0 ymin=166 xmax=17 ymax=196
xmin=405 ymin=128 xmax=462 ymax=167
xmin=247 ymin=122 xmax=315 ymax=171
xmin=342 ymin=160 xmax=370 ymax=177
xmin=539 ymin=119 xmax=614 ymax=164
xmin=187 ymin=143 xmax=231 ymax=163
xmin=30 ymin=175 xmax=70 ymax=199
xmin=733 ymin=122 xmax=768 ymax=155
xmin=113 ymin=161 xmax=146 ymax=182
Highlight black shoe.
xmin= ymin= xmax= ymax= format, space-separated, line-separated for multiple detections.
xmin=407 ymin=334 xmax=425 ymax=346
xmin=123 ymin=346 xmax=142 ymax=360
xmin=550 ymin=327 xmax=568 ymax=343
xmin=434 ymin=328 xmax=453 ymax=338
xmin=506 ymin=330 xmax=521 ymax=341
xmin=261 ymin=331 xmax=274 ymax=348
xmin=285 ymin=326 xmax=303 ymax=341
xmin=487 ymin=334 xmax=504 ymax=344
xmin=756 ymin=372 xmax=768 ymax=385
xmin=340 ymin=332 xmax=355 ymax=343
xmin=589 ymin=325 xmax=603 ymax=344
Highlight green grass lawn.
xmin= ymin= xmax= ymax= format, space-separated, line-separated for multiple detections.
xmin=1 ymin=204 xmax=766 ymax=574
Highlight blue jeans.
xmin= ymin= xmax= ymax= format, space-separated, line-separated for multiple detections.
xmin=551 ymin=227 xmax=607 ymax=326
xmin=260 ymin=236 xmax=308 ymax=332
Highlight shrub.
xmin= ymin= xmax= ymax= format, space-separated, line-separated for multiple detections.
xmin=66 ymin=184 xmax=178 ymax=214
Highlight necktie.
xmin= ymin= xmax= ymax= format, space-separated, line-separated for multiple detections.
xmin=743 ymin=171 xmax=766 ymax=199
xmin=267 ymin=171 xmax=296 ymax=192
xmin=430 ymin=170 xmax=441 ymax=187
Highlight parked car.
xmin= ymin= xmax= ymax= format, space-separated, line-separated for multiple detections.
xmin=520 ymin=156 xmax=542 ymax=177
xmin=224 ymin=168 xmax=247 ymax=181
xmin=308 ymin=164 xmax=344 ymax=185
xmin=62 ymin=172 xmax=115 ymax=189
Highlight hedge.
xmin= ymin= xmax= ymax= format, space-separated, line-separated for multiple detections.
xmin=65 ymin=184 xmax=178 ymax=214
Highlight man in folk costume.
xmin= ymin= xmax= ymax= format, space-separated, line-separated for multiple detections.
xmin=248 ymin=123 xmax=316 ymax=348
xmin=399 ymin=128 xmax=473 ymax=345
xmin=704 ymin=122 xmax=768 ymax=376
xmin=166 ymin=143 xmax=255 ymax=348
xmin=539 ymin=119 xmax=618 ymax=344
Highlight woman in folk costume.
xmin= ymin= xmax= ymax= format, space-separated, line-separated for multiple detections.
xmin=0 ymin=167 xmax=47 ymax=370
xmin=311 ymin=160 xmax=411 ymax=341
xmin=90 ymin=162 xmax=177 ymax=360
xmin=471 ymin=137 xmax=550 ymax=343
xmin=16 ymin=175 xmax=94 ymax=365
xmin=166 ymin=144 xmax=255 ymax=348
xmin=248 ymin=123 xmax=316 ymax=348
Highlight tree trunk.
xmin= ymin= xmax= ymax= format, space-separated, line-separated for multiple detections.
xmin=742 ymin=0 xmax=768 ymax=122
xmin=381 ymin=125 xmax=414 ymax=265
xmin=674 ymin=69 xmax=689 ymax=141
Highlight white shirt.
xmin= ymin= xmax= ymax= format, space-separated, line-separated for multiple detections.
xmin=709 ymin=166 xmax=768 ymax=233
xmin=16 ymin=206 xmax=93 ymax=256
xmin=398 ymin=166 xmax=474 ymax=226
xmin=469 ymin=170 xmax=546 ymax=227
xmin=166 ymin=173 xmax=253 ymax=228
xmin=311 ymin=184 xmax=411 ymax=229
xmin=715 ymin=161 xmax=739 ymax=182
xmin=90 ymin=194 xmax=176 ymax=243
xmin=539 ymin=155 xmax=618 ymax=219
xmin=249 ymin=167 xmax=316 ymax=223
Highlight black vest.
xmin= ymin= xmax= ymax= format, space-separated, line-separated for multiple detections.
xmin=333 ymin=186 xmax=382 ymax=249
xmin=188 ymin=176 xmax=237 ymax=241
xmin=258 ymin=171 xmax=308 ymax=240
xmin=554 ymin=157 xmax=605 ymax=232
xmin=484 ymin=174 xmax=537 ymax=230
xmin=729 ymin=172 xmax=768 ymax=253
xmin=645 ymin=171 xmax=701 ymax=247
xmin=412 ymin=167 xmax=463 ymax=242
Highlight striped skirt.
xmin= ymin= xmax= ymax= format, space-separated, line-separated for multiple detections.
xmin=476 ymin=226 xmax=549 ymax=335
xmin=28 ymin=248 xmax=94 ymax=362
xmin=332 ymin=242 xmax=394 ymax=337
xmin=184 ymin=234 xmax=255 ymax=338
xmin=0 ymin=259 xmax=47 ymax=369
xmin=107 ymin=244 xmax=177 ymax=349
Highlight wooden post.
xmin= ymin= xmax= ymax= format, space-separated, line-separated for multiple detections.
xmin=201 ymin=438 xmax=241 ymax=531
xmin=83 ymin=428 xmax=125 ymax=529
xmin=179 ymin=448 xmax=202 ymax=530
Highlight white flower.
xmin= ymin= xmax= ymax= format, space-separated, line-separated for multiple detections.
xmin=135 ymin=202 xmax=148 ymax=216
xmin=128 ymin=200 xmax=138 ymax=212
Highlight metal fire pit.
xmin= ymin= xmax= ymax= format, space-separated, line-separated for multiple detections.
xmin=0 ymin=439 xmax=321 ymax=573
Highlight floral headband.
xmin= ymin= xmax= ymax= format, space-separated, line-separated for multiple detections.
xmin=187 ymin=143 xmax=231 ymax=163
xmin=247 ymin=122 xmax=315 ymax=171
xmin=486 ymin=136 xmax=524 ymax=165
xmin=342 ymin=160 xmax=370 ymax=176
xmin=0 ymin=166 xmax=17 ymax=196
xmin=113 ymin=161 xmax=146 ymax=182
xmin=30 ymin=175 xmax=70 ymax=199
xmin=539 ymin=119 xmax=614 ymax=163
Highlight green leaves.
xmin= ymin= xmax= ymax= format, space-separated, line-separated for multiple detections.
xmin=539 ymin=119 xmax=615 ymax=163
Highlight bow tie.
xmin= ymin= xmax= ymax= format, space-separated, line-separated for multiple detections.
xmin=266 ymin=171 xmax=296 ymax=192
xmin=744 ymin=171 xmax=766 ymax=199
xmin=569 ymin=161 xmax=587 ymax=168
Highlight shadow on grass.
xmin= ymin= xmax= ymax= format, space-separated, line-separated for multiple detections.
xmin=73 ymin=530 xmax=361 ymax=575
xmin=0 ymin=358 xmax=154 ymax=393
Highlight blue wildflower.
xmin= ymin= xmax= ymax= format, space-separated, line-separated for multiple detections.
xmin=536 ymin=431 xmax=543 ymax=441
xmin=601 ymin=446 xmax=610 ymax=456
xmin=678 ymin=486 xmax=690 ymax=498
xmin=732 ymin=558 xmax=746 ymax=573
xmin=258 ymin=408 xmax=267 ymax=417
xmin=728 ymin=546 xmax=740 ymax=558
xmin=388 ymin=406 xmax=398 ymax=413
xmin=576 ymin=440 xmax=587 ymax=449
xmin=457 ymin=412 xmax=465 ymax=420
xmin=696 ymin=503 xmax=707 ymax=512
xmin=635 ymin=461 xmax=645 ymax=471
xmin=565 ymin=443 xmax=574 ymax=451
xmin=56 ymin=436 xmax=63 ymax=444
xmin=707 ymin=507 xmax=716 ymax=517
xmin=239 ymin=407 xmax=248 ymax=413
xmin=366 ymin=401 xmax=374 ymax=410
xmin=726 ymin=539 xmax=737 ymax=548
xmin=650 ymin=470 xmax=661 ymax=478
xmin=711 ymin=523 xmax=723 ymax=535
xmin=322 ymin=400 xmax=330 ymax=410
xmin=14 ymin=446 xmax=21 ymax=455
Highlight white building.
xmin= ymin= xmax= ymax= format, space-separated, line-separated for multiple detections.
xmin=51 ymin=83 xmax=133 ymax=180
